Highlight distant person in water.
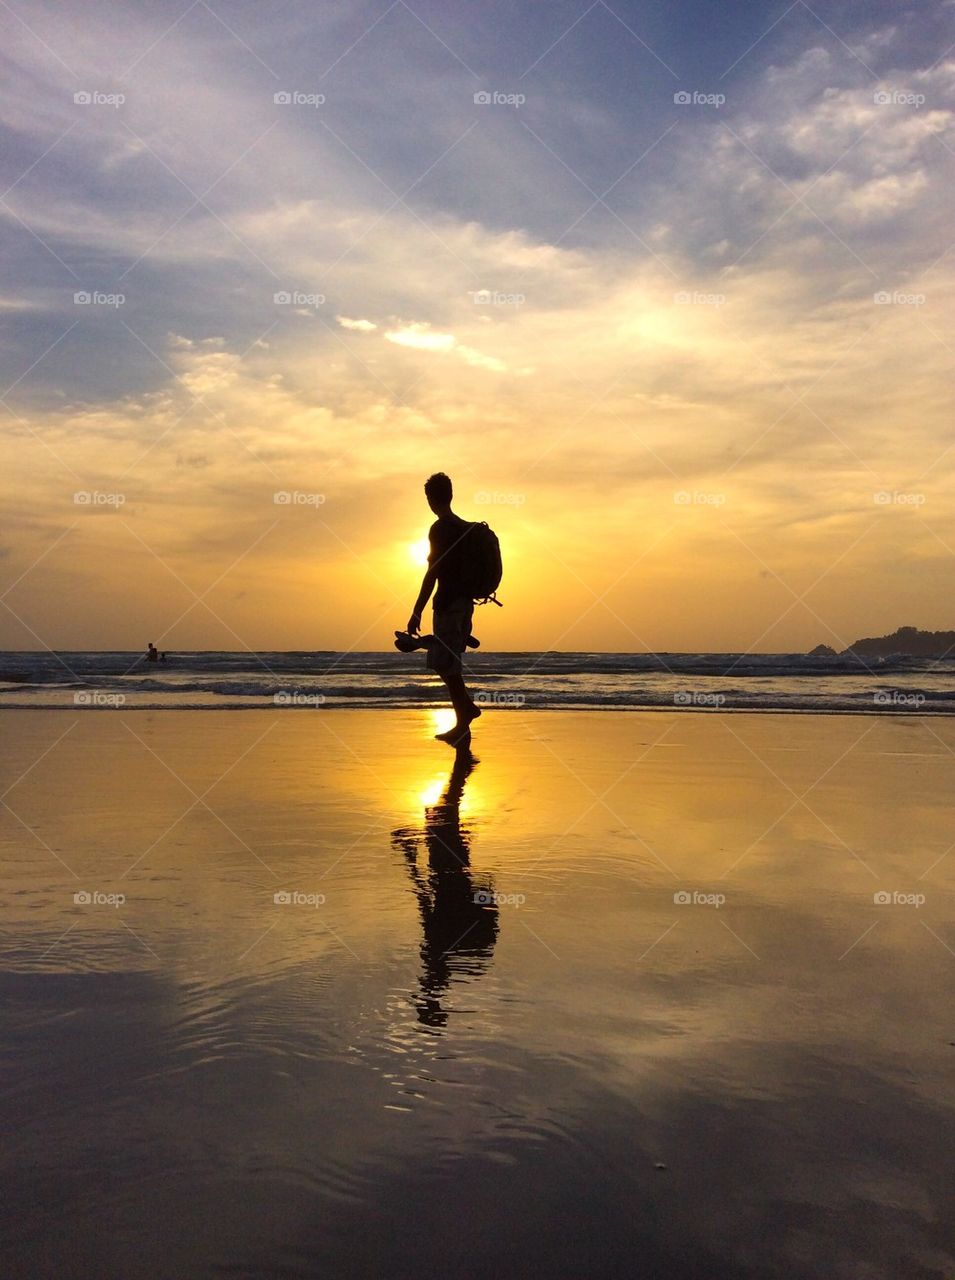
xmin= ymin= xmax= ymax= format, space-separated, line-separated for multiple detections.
xmin=406 ymin=472 xmax=481 ymax=745
xmin=159 ymin=652 xmax=168 ymax=663
xmin=146 ymin=643 xmax=158 ymax=663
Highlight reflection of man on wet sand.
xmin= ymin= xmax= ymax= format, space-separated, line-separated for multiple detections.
xmin=392 ymin=748 xmax=498 ymax=1028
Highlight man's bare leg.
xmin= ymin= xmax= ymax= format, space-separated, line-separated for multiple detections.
xmin=436 ymin=671 xmax=481 ymax=741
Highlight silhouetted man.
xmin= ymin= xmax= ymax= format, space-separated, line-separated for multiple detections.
xmin=407 ymin=472 xmax=481 ymax=745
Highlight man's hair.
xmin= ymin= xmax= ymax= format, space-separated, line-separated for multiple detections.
xmin=424 ymin=472 xmax=453 ymax=504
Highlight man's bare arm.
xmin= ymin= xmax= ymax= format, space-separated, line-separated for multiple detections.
xmin=408 ymin=567 xmax=437 ymax=634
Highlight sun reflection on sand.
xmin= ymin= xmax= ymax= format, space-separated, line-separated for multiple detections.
xmin=417 ymin=772 xmax=448 ymax=808
xmin=429 ymin=707 xmax=457 ymax=738
xmin=415 ymin=764 xmax=484 ymax=819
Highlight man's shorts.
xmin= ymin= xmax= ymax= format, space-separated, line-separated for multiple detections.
xmin=427 ymin=598 xmax=474 ymax=676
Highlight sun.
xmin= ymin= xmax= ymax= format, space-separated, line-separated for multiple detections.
xmin=408 ymin=539 xmax=430 ymax=566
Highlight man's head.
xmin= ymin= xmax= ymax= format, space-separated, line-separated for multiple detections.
xmin=424 ymin=472 xmax=453 ymax=514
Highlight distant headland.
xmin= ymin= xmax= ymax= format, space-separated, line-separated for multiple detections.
xmin=809 ymin=627 xmax=955 ymax=659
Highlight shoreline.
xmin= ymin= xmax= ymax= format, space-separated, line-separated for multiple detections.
xmin=4 ymin=704 xmax=954 ymax=1278
xmin=0 ymin=703 xmax=951 ymax=716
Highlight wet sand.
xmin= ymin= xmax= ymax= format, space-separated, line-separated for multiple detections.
xmin=2 ymin=708 xmax=955 ymax=1278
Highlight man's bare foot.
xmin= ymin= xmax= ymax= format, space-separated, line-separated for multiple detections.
xmin=435 ymin=725 xmax=471 ymax=746
xmin=434 ymin=703 xmax=481 ymax=744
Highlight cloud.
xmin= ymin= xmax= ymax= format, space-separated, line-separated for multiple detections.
xmin=651 ymin=39 xmax=954 ymax=278
xmin=168 ymin=335 xmax=242 ymax=396
xmin=383 ymin=323 xmax=456 ymax=353
xmin=336 ymin=316 xmax=377 ymax=331
xmin=456 ymin=345 xmax=508 ymax=372
xmin=383 ymin=321 xmax=507 ymax=372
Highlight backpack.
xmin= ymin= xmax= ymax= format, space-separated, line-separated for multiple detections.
xmin=465 ymin=521 xmax=503 ymax=606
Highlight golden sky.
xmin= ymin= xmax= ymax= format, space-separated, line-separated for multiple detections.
xmin=1 ymin=2 xmax=953 ymax=652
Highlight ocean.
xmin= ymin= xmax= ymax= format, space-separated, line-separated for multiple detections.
xmin=1 ymin=650 xmax=952 ymax=714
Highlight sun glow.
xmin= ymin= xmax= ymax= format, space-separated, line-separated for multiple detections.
xmin=430 ymin=708 xmax=457 ymax=737
xmin=408 ymin=539 xmax=430 ymax=566
xmin=417 ymin=772 xmax=449 ymax=808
